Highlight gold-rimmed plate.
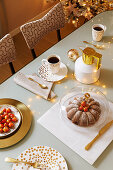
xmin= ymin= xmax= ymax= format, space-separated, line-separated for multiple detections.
xmin=0 ymin=98 xmax=32 ymax=148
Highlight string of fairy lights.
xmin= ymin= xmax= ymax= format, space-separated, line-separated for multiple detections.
xmin=46 ymin=0 xmax=113 ymax=27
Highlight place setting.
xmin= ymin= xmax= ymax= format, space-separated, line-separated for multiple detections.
xmin=14 ymin=54 xmax=68 ymax=101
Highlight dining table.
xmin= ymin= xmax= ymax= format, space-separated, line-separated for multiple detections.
xmin=0 ymin=10 xmax=113 ymax=170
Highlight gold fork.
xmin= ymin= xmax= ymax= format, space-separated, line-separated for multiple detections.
xmin=5 ymin=157 xmax=47 ymax=169
xmin=28 ymin=77 xmax=48 ymax=89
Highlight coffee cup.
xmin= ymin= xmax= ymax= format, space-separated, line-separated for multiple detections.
xmin=42 ymin=54 xmax=61 ymax=74
xmin=92 ymin=24 xmax=106 ymax=41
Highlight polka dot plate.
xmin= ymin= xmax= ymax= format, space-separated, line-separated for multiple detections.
xmin=12 ymin=146 xmax=68 ymax=170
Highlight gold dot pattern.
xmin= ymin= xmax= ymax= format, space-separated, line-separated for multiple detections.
xmin=12 ymin=146 xmax=68 ymax=170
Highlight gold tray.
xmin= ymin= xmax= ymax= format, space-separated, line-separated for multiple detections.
xmin=0 ymin=98 xmax=32 ymax=148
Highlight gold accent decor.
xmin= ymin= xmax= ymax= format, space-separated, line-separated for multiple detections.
xmin=0 ymin=98 xmax=32 ymax=148
xmin=67 ymin=49 xmax=79 ymax=61
xmin=82 ymin=47 xmax=102 ymax=69
xmin=84 ymin=93 xmax=90 ymax=99
xmin=82 ymin=47 xmax=95 ymax=65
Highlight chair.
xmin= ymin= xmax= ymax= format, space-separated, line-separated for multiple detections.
xmin=20 ymin=2 xmax=65 ymax=59
xmin=0 ymin=34 xmax=16 ymax=74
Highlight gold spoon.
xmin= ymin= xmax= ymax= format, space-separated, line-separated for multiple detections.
xmin=5 ymin=157 xmax=44 ymax=169
xmin=28 ymin=77 xmax=48 ymax=89
xmin=85 ymin=120 xmax=113 ymax=151
xmin=83 ymin=41 xmax=104 ymax=49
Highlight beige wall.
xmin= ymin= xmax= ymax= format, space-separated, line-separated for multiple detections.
xmin=1 ymin=0 xmax=57 ymax=35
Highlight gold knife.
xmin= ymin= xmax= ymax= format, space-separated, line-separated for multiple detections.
xmin=85 ymin=120 xmax=113 ymax=151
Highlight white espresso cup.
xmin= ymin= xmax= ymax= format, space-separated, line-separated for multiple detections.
xmin=92 ymin=24 xmax=106 ymax=41
xmin=42 ymin=54 xmax=61 ymax=74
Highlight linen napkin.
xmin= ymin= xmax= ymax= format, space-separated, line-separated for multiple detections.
xmin=38 ymin=101 xmax=113 ymax=165
xmin=14 ymin=72 xmax=56 ymax=100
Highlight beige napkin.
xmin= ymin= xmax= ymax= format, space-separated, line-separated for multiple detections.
xmin=14 ymin=72 xmax=56 ymax=100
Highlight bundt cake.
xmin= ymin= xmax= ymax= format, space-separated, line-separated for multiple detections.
xmin=66 ymin=93 xmax=101 ymax=127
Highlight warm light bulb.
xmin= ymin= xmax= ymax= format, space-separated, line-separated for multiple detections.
xmin=36 ymin=96 xmax=41 ymax=99
xmin=72 ymin=20 xmax=76 ymax=24
xmin=51 ymin=98 xmax=56 ymax=103
xmin=87 ymin=7 xmax=90 ymax=12
xmin=28 ymin=98 xmax=32 ymax=102
xmin=94 ymin=69 xmax=97 ymax=72
xmin=102 ymin=85 xmax=106 ymax=88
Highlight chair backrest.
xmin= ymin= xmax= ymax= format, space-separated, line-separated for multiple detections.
xmin=20 ymin=2 xmax=65 ymax=50
xmin=0 ymin=34 xmax=16 ymax=66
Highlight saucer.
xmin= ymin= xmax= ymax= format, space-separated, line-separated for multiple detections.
xmin=38 ymin=62 xmax=68 ymax=82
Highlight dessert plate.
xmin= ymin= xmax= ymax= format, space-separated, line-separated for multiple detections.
xmin=60 ymin=86 xmax=110 ymax=132
xmin=0 ymin=104 xmax=22 ymax=138
xmin=38 ymin=62 xmax=68 ymax=82
xmin=12 ymin=146 xmax=68 ymax=170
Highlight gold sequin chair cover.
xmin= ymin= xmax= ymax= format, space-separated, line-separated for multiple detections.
xmin=0 ymin=34 xmax=16 ymax=74
xmin=20 ymin=2 xmax=65 ymax=50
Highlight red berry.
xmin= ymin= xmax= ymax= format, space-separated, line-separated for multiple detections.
xmin=79 ymin=106 xmax=83 ymax=111
xmin=2 ymin=108 xmax=6 ymax=112
xmin=0 ymin=128 xmax=3 ymax=133
xmin=5 ymin=115 xmax=10 ymax=120
xmin=8 ymin=122 xmax=14 ymax=128
xmin=4 ymin=123 xmax=8 ymax=127
xmin=7 ymin=118 xmax=12 ymax=123
xmin=3 ymin=126 xmax=9 ymax=133
xmin=10 ymin=113 xmax=14 ymax=118
xmin=0 ymin=115 xmax=2 ymax=121
xmin=6 ymin=108 xmax=11 ymax=113
xmin=0 ymin=124 xmax=4 ymax=128
xmin=12 ymin=117 xmax=17 ymax=122
xmin=84 ymin=107 xmax=88 ymax=112
xmin=81 ymin=101 xmax=86 ymax=107
xmin=1 ymin=114 xmax=5 ymax=118
xmin=2 ymin=119 xmax=6 ymax=123
xmin=4 ymin=112 xmax=8 ymax=116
